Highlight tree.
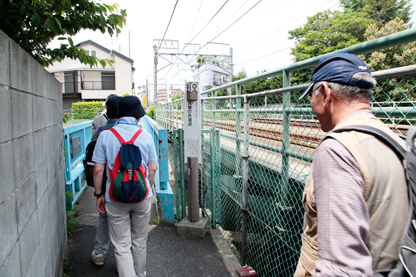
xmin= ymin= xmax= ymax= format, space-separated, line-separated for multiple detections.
xmin=0 ymin=0 xmax=127 ymax=67
xmin=289 ymin=10 xmax=372 ymax=62
xmin=288 ymin=0 xmax=412 ymax=86
xmin=341 ymin=0 xmax=412 ymax=25
xmin=361 ymin=17 xmax=416 ymax=101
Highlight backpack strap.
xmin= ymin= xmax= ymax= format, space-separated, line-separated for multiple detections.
xmin=97 ymin=125 xmax=104 ymax=137
xmin=331 ymin=125 xmax=406 ymax=161
xmin=109 ymin=128 xmax=143 ymax=145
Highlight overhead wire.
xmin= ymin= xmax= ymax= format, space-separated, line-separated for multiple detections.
xmin=187 ymin=0 xmax=204 ymax=42
xmin=156 ymin=0 xmax=179 ymax=55
xmin=166 ymin=0 xmax=264 ymax=82
xmin=209 ymin=0 xmax=263 ymax=43
xmin=236 ymin=0 xmax=339 ymax=57
xmin=237 ymin=1 xmax=406 ymax=68
xmin=162 ymin=0 xmax=230 ymax=79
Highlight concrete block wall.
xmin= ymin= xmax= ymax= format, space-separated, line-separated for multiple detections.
xmin=0 ymin=30 xmax=67 ymax=276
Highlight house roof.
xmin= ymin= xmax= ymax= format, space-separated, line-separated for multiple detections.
xmin=75 ymin=40 xmax=134 ymax=64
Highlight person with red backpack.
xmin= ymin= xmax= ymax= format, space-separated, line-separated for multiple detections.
xmin=92 ymin=96 xmax=157 ymax=277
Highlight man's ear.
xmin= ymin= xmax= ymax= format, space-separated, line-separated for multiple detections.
xmin=321 ymin=82 xmax=333 ymax=108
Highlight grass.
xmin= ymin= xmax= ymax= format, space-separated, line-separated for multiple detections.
xmin=149 ymin=216 xmax=159 ymax=225
xmin=66 ymin=205 xmax=81 ymax=236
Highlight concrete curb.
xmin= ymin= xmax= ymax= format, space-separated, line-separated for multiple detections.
xmin=210 ymin=228 xmax=241 ymax=277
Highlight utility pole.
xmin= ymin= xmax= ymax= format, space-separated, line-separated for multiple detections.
xmin=146 ymin=78 xmax=149 ymax=109
xmin=229 ymin=47 xmax=233 ymax=76
xmin=153 ymin=45 xmax=158 ymax=106
xmin=228 ymin=47 xmax=233 ymax=97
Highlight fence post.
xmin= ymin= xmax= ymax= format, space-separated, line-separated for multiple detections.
xmin=179 ymin=129 xmax=186 ymax=219
xmin=212 ymin=93 xmax=217 ymax=129
xmin=210 ymin=128 xmax=217 ymax=228
xmin=173 ymin=130 xmax=181 ymax=220
xmin=241 ymin=95 xmax=250 ymax=266
xmin=235 ymin=84 xmax=242 ymax=180
xmin=282 ymin=70 xmax=291 ymax=206
xmin=215 ymin=129 xmax=221 ymax=227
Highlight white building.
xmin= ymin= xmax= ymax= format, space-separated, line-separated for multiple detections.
xmin=47 ymin=40 xmax=135 ymax=110
xmin=192 ymin=56 xmax=231 ymax=95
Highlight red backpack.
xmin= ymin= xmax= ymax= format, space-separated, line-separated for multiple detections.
xmin=108 ymin=128 xmax=149 ymax=203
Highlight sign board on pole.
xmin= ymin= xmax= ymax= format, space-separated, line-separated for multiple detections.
xmin=167 ymin=85 xmax=172 ymax=102
xmin=142 ymin=95 xmax=147 ymax=109
xmin=184 ymin=82 xmax=202 ymax=164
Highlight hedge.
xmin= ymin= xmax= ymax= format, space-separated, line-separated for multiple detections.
xmin=72 ymin=101 xmax=103 ymax=119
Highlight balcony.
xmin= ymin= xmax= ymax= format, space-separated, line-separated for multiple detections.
xmin=81 ymin=81 xmax=115 ymax=90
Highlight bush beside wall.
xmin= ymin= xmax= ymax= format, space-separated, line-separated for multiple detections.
xmin=72 ymin=101 xmax=102 ymax=119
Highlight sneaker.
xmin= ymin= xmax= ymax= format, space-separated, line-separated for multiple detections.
xmin=91 ymin=251 xmax=105 ymax=266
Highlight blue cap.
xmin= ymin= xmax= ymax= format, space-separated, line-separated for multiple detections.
xmin=299 ymin=53 xmax=374 ymax=100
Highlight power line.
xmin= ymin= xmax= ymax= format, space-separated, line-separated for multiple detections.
xmin=166 ymin=0 xmax=263 ymax=82
xmin=236 ymin=2 xmax=406 ymax=67
xmin=236 ymin=0 xmax=339 ymax=57
xmin=187 ymin=0 xmax=204 ymax=41
xmin=188 ymin=0 xmax=229 ymax=44
xmin=156 ymin=0 xmax=179 ymax=55
xmin=162 ymin=0 xmax=230 ymax=80
xmin=209 ymin=0 xmax=263 ymax=43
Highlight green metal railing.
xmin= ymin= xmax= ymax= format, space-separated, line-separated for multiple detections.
xmin=156 ymin=28 xmax=416 ymax=277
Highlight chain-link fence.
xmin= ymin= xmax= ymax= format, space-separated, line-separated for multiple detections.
xmin=155 ymin=64 xmax=416 ymax=276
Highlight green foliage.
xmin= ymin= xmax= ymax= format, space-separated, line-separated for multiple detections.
xmin=171 ymin=94 xmax=182 ymax=101
xmin=66 ymin=205 xmax=81 ymax=236
xmin=341 ymin=0 xmax=412 ymax=25
xmin=0 ymin=0 xmax=127 ymax=67
xmin=287 ymin=0 xmax=412 ymax=86
xmin=72 ymin=101 xmax=102 ymax=119
xmin=361 ymin=17 xmax=416 ymax=101
xmin=171 ymin=94 xmax=183 ymax=109
xmin=146 ymin=106 xmax=155 ymax=119
xmin=361 ymin=17 xmax=416 ymax=71
xmin=65 ymin=191 xmax=72 ymax=202
xmin=289 ymin=10 xmax=372 ymax=62
xmin=63 ymin=113 xmax=72 ymax=124
xmin=63 ymin=257 xmax=73 ymax=274
xmin=149 ymin=216 xmax=159 ymax=225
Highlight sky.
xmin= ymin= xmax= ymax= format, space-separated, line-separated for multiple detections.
xmin=54 ymin=0 xmax=416 ymax=100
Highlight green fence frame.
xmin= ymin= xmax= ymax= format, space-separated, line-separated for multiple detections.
xmin=155 ymin=28 xmax=416 ymax=276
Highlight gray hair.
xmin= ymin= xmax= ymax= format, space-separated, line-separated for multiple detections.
xmin=313 ymin=72 xmax=376 ymax=103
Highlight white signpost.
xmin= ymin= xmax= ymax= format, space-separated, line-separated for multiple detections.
xmin=184 ymin=82 xmax=202 ymax=164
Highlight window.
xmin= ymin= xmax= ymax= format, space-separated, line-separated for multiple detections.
xmin=101 ymin=72 xmax=115 ymax=90
xmin=91 ymin=50 xmax=96 ymax=57
xmin=86 ymin=50 xmax=89 ymax=55
xmin=64 ymin=72 xmax=78 ymax=93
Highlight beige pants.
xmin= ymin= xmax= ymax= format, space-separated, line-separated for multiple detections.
xmin=106 ymin=199 xmax=151 ymax=277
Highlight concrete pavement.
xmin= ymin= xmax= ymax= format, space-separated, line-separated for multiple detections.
xmin=65 ymin=186 xmax=240 ymax=276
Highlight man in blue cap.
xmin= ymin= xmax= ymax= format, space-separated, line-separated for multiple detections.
xmin=92 ymin=96 xmax=157 ymax=277
xmin=295 ymin=53 xmax=409 ymax=276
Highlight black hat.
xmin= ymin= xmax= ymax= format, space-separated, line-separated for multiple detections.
xmin=106 ymin=96 xmax=120 ymax=119
xmin=118 ymin=96 xmax=146 ymax=119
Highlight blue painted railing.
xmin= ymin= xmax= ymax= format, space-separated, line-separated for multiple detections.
xmin=63 ymin=121 xmax=92 ymax=210
xmin=142 ymin=115 xmax=175 ymax=224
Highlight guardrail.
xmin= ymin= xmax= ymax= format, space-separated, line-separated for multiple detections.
xmin=142 ymin=115 xmax=174 ymax=224
xmin=63 ymin=121 xmax=92 ymax=210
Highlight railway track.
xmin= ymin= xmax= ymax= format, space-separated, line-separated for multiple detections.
xmin=202 ymin=117 xmax=411 ymax=150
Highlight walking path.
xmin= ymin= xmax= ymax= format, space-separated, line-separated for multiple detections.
xmin=65 ymin=186 xmax=240 ymax=276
